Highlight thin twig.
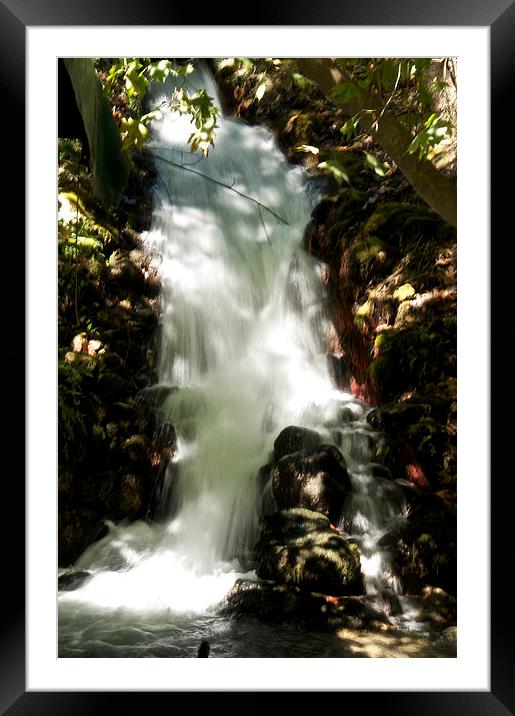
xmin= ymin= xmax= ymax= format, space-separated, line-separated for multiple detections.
xmin=147 ymin=150 xmax=290 ymax=226
xmin=372 ymin=61 xmax=402 ymax=132
xmin=258 ymin=205 xmax=272 ymax=245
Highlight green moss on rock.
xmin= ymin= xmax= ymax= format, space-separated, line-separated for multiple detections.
xmin=254 ymin=507 xmax=364 ymax=596
xmin=369 ymin=325 xmax=452 ymax=401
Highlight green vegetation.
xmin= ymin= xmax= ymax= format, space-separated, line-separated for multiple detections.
xmin=64 ymin=58 xmax=220 ymax=207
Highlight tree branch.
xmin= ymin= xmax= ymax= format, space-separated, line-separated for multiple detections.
xmin=296 ymin=59 xmax=457 ymax=228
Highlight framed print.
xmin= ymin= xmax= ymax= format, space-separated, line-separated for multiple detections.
xmin=2 ymin=0 xmax=511 ymax=712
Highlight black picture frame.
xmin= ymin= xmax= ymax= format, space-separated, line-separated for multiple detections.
xmin=2 ymin=0 xmax=510 ymax=712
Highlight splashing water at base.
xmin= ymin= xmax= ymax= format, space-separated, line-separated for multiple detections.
xmin=58 ymin=65 xmax=452 ymax=657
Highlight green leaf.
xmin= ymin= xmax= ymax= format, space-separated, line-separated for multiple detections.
xmin=124 ymin=59 xmax=148 ymax=98
xmin=364 ymin=152 xmax=390 ymax=176
xmin=340 ymin=116 xmax=359 ymax=141
xmin=317 ymin=159 xmax=351 ymax=185
xmin=140 ymin=109 xmax=163 ymax=124
xmin=120 ymin=117 xmax=149 ymax=151
xmin=147 ymin=59 xmax=174 ymax=84
xmin=407 ymin=114 xmax=452 ymax=159
xmin=295 ymin=144 xmax=319 ymax=155
xmin=292 ymin=72 xmax=315 ymax=89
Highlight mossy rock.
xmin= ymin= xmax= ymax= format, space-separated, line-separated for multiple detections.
xmin=364 ymin=202 xmax=453 ymax=252
xmin=220 ymin=579 xmax=390 ymax=631
xmin=121 ymin=433 xmax=150 ymax=466
xmin=117 ymin=473 xmax=144 ymax=517
xmin=254 ymin=507 xmax=363 ymax=596
xmin=346 ymin=236 xmax=395 ymax=283
xmin=380 ymin=495 xmax=456 ymax=595
xmin=97 ymin=370 xmax=131 ymax=400
xmin=280 ymin=111 xmax=325 ymax=148
xmin=272 ymin=444 xmax=351 ymax=524
xmin=393 ymin=283 xmax=415 ymax=302
xmin=58 ymin=570 xmax=92 ymax=591
xmin=273 ymin=425 xmax=322 ymax=462
xmin=58 ymin=505 xmax=102 ymax=567
xmin=369 ymin=326 xmax=454 ymax=401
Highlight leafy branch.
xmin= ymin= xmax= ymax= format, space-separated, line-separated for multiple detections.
xmin=101 ymin=58 xmax=220 ymax=156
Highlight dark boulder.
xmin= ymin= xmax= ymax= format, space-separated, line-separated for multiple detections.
xmin=58 ymin=570 xmax=92 ymax=591
xmin=273 ymin=425 xmax=322 ymax=462
xmin=254 ymin=507 xmax=363 ymax=596
xmin=221 ymin=578 xmax=389 ymax=631
xmin=272 ymin=444 xmax=351 ymax=523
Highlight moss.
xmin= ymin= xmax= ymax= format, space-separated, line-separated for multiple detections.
xmin=281 ymin=111 xmax=325 ymax=149
xmin=406 ymin=416 xmax=441 ymax=462
xmin=393 ymin=283 xmax=415 ymax=302
xmin=353 ymin=299 xmax=372 ymax=328
xmin=369 ymin=325 xmax=452 ymax=401
xmin=255 ymin=508 xmax=363 ymax=595
xmin=348 ymin=236 xmax=385 ymax=265
xmin=365 ymin=202 xmax=447 ymax=248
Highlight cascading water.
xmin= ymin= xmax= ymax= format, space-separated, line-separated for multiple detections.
xmin=58 ymin=65 xmax=449 ymax=657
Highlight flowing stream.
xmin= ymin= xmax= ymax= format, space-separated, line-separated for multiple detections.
xmin=58 ymin=65 xmax=454 ymax=658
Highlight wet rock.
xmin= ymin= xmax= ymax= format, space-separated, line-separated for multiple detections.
xmin=97 ymin=371 xmax=131 ymax=400
xmin=254 ymin=507 xmax=363 ymax=596
xmin=98 ymin=351 xmax=124 ymax=372
xmin=105 ymin=422 xmax=119 ymax=439
xmin=327 ymin=353 xmax=351 ymax=389
xmin=108 ymin=401 xmax=134 ymax=421
xmin=379 ymin=490 xmax=456 ymax=595
xmin=221 ymin=578 xmax=388 ymax=631
xmin=273 ymin=425 xmax=322 ymax=462
xmin=58 ymin=506 xmax=101 ymax=567
xmin=257 ymin=464 xmax=277 ymax=517
xmin=220 ymin=578 xmax=331 ymax=621
xmin=368 ymin=463 xmax=394 ymax=480
xmin=154 ymin=422 xmax=177 ymax=452
xmin=107 ymin=249 xmax=144 ymax=287
xmin=128 ymin=248 xmax=149 ymax=270
xmin=258 ymin=462 xmax=274 ymax=488
xmin=442 ymin=625 xmax=457 ymax=641
xmin=272 ymin=444 xmax=351 ymax=523
xmin=58 ymin=570 xmax=92 ymax=591
xmin=118 ymin=473 xmax=144 ymax=517
xmin=122 ymin=434 xmax=150 ymax=466
xmin=64 ymin=350 xmax=98 ymax=374
xmin=418 ymin=586 xmax=457 ymax=629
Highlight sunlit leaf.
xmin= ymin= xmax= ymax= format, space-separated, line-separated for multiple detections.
xmin=255 ymin=81 xmax=267 ymax=101
xmin=364 ymin=152 xmax=390 ymax=176
xmin=292 ymin=72 xmax=315 ymax=89
xmin=296 ymin=145 xmax=320 ymax=155
xmin=340 ymin=116 xmax=359 ymax=141
xmin=317 ymin=159 xmax=351 ymax=185
xmin=407 ymin=113 xmax=452 ymax=159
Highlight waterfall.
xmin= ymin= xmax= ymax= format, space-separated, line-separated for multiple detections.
xmin=59 ymin=65 xmax=410 ymax=649
xmin=143 ymin=65 xmax=345 ymax=570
